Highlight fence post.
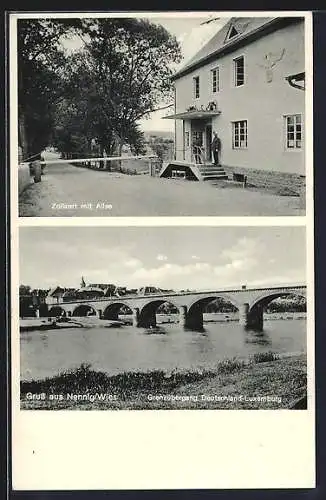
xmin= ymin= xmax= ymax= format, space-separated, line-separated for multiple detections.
xmin=31 ymin=160 xmax=42 ymax=183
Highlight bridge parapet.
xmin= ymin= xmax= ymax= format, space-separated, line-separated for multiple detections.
xmin=51 ymin=284 xmax=306 ymax=330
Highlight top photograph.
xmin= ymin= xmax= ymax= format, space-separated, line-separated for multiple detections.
xmin=14 ymin=13 xmax=309 ymax=217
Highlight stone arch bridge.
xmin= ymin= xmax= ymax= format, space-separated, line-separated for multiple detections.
xmin=48 ymin=283 xmax=306 ymax=331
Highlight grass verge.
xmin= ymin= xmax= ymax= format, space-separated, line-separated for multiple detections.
xmin=20 ymin=352 xmax=307 ymax=410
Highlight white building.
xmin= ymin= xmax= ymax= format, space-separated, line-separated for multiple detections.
xmin=162 ymin=16 xmax=305 ymax=181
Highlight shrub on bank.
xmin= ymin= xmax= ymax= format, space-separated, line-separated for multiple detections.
xmin=20 ymin=352 xmax=283 ymax=397
xmin=250 ymin=351 xmax=280 ymax=364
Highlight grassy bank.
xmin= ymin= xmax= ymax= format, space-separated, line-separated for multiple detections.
xmin=20 ymin=352 xmax=307 ymax=410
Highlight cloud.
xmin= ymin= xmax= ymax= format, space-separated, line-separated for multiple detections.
xmin=19 ymin=227 xmax=305 ymax=290
xmin=156 ymin=254 xmax=168 ymax=261
xmin=124 ymin=258 xmax=142 ymax=268
xmin=225 ymin=258 xmax=256 ymax=271
xmin=222 ymin=237 xmax=261 ymax=261
xmin=128 ymin=260 xmax=253 ymax=290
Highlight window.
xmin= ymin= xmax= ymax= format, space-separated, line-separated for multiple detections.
xmin=211 ymin=67 xmax=220 ymax=93
xmin=193 ymin=76 xmax=200 ymax=98
xmin=232 ymin=120 xmax=248 ymax=149
xmin=234 ymin=56 xmax=245 ymax=86
xmin=285 ymin=114 xmax=302 ymax=149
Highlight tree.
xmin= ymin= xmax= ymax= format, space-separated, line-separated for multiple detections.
xmin=19 ymin=285 xmax=31 ymax=296
xmin=18 ymin=17 xmax=181 ymax=161
xmin=17 ymin=19 xmax=80 ymax=158
xmin=55 ymin=18 xmax=181 ymax=157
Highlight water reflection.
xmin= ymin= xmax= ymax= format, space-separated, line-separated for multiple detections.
xmin=20 ymin=319 xmax=306 ymax=381
xmin=244 ymin=329 xmax=272 ymax=346
xmin=143 ymin=326 xmax=168 ymax=335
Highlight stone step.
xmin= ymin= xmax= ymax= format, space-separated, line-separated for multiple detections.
xmin=196 ymin=163 xmax=223 ymax=168
xmin=198 ymin=166 xmax=226 ymax=172
xmin=199 ymin=169 xmax=226 ymax=175
xmin=201 ymin=174 xmax=228 ymax=180
xmin=159 ymin=162 xmax=228 ymax=181
xmin=198 ymin=164 xmax=228 ymax=181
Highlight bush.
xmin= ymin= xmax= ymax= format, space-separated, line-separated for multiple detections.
xmin=250 ymin=351 xmax=279 ymax=364
xmin=216 ymin=357 xmax=246 ymax=374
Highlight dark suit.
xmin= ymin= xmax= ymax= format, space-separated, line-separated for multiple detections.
xmin=211 ymin=136 xmax=221 ymax=165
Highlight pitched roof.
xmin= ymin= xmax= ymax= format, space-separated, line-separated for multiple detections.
xmin=172 ymin=16 xmax=300 ymax=80
xmin=47 ymin=286 xmax=65 ymax=296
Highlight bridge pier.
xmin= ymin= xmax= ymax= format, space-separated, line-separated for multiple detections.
xmin=134 ymin=307 xmax=157 ymax=328
xmin=139 ymin=309 xmax=157 ymax=328
xmin=132 ymin=308 xmax=140 ymax=327
xmin=179 ymin=306 xmax=188 ymax=327
xmin=180 ymin=306 xmax=203 ymax=330
xmin=187 ymin=312 xmax=204 ymax=330
xmin=239 ymin=303 xmax=264 ymax=331
xmin=248 ymin=305 xmax=264 ymax=331
xmin=239 ymin=303 xmax=250 ymax=328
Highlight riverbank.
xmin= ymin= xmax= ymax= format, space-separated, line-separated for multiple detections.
xmin=20 ymin=317 xmax=124 ymax=332
xmin=20 ymin=311 xmax=307 ymax=332
xmin=20 ymin=352 xmax=307 ymax=410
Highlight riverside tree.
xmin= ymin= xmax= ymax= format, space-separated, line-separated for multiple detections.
xmin=54 ymin=18 xmax=182 ymax=158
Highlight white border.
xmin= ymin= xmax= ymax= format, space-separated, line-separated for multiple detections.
xmin=10 ymin=11 xmax=315 ymax=490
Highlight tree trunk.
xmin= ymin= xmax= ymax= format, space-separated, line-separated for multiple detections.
xmin=18 ymin=109 xmax=28 ymax=161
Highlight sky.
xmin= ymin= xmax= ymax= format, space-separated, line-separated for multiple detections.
xmin=62 ymin=14 xmax=229 ymax=133
xmin=19 ymin=226 xmax=306 ymax=291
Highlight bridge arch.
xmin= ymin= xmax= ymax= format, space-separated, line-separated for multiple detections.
xmin=48 ymin=305 xmax=66 ymax=317
xmin=249 ymin=290 xmax=306 ymax=312
xmin=72 ymin=304 xmax=98 ymax=317
xmin=245 ymin=290 xmax=306 ymax=331
xmin=186 ymin=293 xmax=239 ymax=330
xmin=103 ymin=302 xmax=132 ymax=321
xmin=188 ymin=294 xmax=240 ymax=313
xmin=139 ymin=299 xmax=180 ymax=328
xmin=185 ymin=294 xmax=240 ymax=329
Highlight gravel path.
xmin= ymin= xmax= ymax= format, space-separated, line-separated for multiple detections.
xmin=19 ymin=153 xmax=304 ymax=217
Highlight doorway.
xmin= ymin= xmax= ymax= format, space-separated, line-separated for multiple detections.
xmin=205 ymin=124 xmax=212 ymax=162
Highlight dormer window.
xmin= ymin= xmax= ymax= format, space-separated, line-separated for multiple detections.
xmin=225 ymin=24 xmax=240 ymax=42
xmin=229 ymin=26 xmax=239 ymax=38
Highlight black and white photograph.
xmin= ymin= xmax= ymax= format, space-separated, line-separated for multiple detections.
xmin=19 ymin=225 xmax=307 ymax=410
xmin=9 ymin=9 xmax=315 ymax=493
xmin=15 ymin=13 xmax=308 ymax=217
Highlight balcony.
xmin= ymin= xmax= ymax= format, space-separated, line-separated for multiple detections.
xmin=163 ymin=101 xmax=221 ymax=120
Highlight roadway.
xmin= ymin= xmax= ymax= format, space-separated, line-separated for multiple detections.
xmin=19 ymin=152 xmax=304 ymax=217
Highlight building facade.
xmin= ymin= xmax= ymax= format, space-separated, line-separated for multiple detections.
xmin=165 ymin=17 xmax=305 ymax=176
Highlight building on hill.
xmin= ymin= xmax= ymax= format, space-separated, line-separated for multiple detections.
xmin=76 ymin=283 xmax=117 ymax=299
xmin=162 ymin=16 xmax=305 ymax=182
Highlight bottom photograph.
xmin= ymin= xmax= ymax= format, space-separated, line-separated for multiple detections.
xmin=18 ymin=225 xmax=307 ymax=410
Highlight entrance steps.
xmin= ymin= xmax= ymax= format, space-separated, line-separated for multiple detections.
xmin=197 ymin=164 xmax=228 ymax=181
xmin=159 ymin=161 xmax=228 ymax=181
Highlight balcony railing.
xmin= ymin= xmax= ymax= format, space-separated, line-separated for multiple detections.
xmin=191 ymin=146 xmax=210 ymax=165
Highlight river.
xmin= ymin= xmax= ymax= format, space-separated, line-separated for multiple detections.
xmin=20 ymin=316 xmax=306 ymax=381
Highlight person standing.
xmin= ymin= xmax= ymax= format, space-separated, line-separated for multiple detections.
xmin=193 ymin=136 xmax=202 ymax=164
xmin=211 ymin=131 xmax=221 ymax=166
